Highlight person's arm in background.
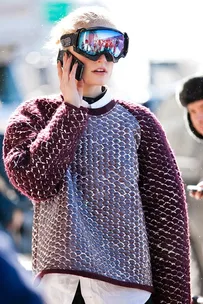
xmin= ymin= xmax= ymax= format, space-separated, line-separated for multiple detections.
xmin=188 ymin=178 xmax=203 ymax=200
xmin=0 ymin=230 xmax=44 ymax=304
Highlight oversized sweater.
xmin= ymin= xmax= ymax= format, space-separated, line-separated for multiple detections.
xmin=3 ymin=94 xmax=191 ymax=304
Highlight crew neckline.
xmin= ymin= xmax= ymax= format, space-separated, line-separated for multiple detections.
xmin=87 ymin=99 xmax=116 ymax=116
xmin=83 ymin=89 xmax=116 ymax=116
xmin=61 ymin=88 xmax=117 ymax=116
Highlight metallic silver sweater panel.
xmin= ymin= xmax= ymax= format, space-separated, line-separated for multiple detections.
xmin=34 ymin=104 xmax=153 ymax=287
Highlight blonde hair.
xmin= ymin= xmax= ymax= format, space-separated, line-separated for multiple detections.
xmin=46 ymin=5 xmax=118 ymax=53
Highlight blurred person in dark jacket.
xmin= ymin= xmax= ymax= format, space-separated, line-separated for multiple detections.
xmin=177 ymin=76 xmax=203 ymax=200
xmin=0 ymin=173 xmax=24 ymax=245
xmin=0 ymin=132 xmax=33 ymax=253
xmin=0 ymin=229 xmax=44 ymax=304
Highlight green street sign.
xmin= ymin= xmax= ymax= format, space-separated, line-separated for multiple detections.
xmin=44 ymin=2 xmax=74 ymax=23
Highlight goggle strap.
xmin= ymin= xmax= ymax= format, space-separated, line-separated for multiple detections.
xmin=123 ymin=33 xmax=129 ymax=57
xmin=60 ymin=33 xmax=76 ymax=48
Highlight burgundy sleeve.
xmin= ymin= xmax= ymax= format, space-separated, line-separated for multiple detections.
xmin=3 ymin=98 xmax=88 ymax=202
xmin=134 ymin=105 xmax=192 ymax=303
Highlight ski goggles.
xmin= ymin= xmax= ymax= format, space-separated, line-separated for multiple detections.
xmin=60 ymin=27 xmax=129 ymax=63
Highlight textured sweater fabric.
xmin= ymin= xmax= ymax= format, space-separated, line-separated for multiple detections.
xmin=3 ymin=95 xmax=191 ymax=303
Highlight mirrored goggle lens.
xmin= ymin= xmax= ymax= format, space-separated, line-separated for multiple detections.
xmin=78 ymin=29 xmax=125 ymax=58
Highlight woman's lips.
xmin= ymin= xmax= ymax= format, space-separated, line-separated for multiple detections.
xmin=92 ymin=68 xmax=107 ymax=73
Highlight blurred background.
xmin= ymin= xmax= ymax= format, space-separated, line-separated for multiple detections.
xmin=1 ymin=0 xmax=203 ymax=297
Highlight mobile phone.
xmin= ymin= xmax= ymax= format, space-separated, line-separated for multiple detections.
xmin=187 ymin=185 xmax=203 ymax=192
xmin=57 ymin=50 xmax=84 ymax=81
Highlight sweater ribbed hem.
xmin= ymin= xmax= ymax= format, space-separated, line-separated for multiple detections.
xmin=34 ymin=268 xmax=154 ymax=293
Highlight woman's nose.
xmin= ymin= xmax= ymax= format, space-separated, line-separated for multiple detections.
xmin=97 ymin=54 xmax=107 ymax=62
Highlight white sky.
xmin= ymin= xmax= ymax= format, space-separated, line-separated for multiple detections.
xmin=103 ymin=0 xmax=203 ymax=60
xmin=89 ymin=0 xmax=203 ymax=101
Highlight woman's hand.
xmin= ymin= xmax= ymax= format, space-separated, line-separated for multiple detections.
xmin=57 ymin=52 xmax=87 ymax=108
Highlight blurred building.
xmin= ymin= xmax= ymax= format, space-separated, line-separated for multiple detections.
xmin=0 ymin=0 xmax=104 ymax=133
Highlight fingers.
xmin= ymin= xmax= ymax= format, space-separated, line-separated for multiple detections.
xmin=57 ymin=61 xmax=62 ymax=81
xmin=58 ymin=52 xmax=78 ymax=82
xmin=189 ymin=190 xmax=203 ymax=200
xmin=69 ymin=61 xmax=78 ymax=79
xmin=57 ymin=52 xmax=70 ymax=81
xmin=62 ymin=52 xmax=71 ymax=76
xmin=194 ymin=191 xmax=203 ymax=200
xmin=57 ymin=53 xmax=75 ymax=86
xmin=57 ymin=51 xmax=84 ymax=108
xmin=194 ymin=183 xmax=203 ymax=200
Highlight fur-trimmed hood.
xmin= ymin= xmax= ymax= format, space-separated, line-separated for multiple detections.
xmin=176 ymin=75 xmax=203 ymax=143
